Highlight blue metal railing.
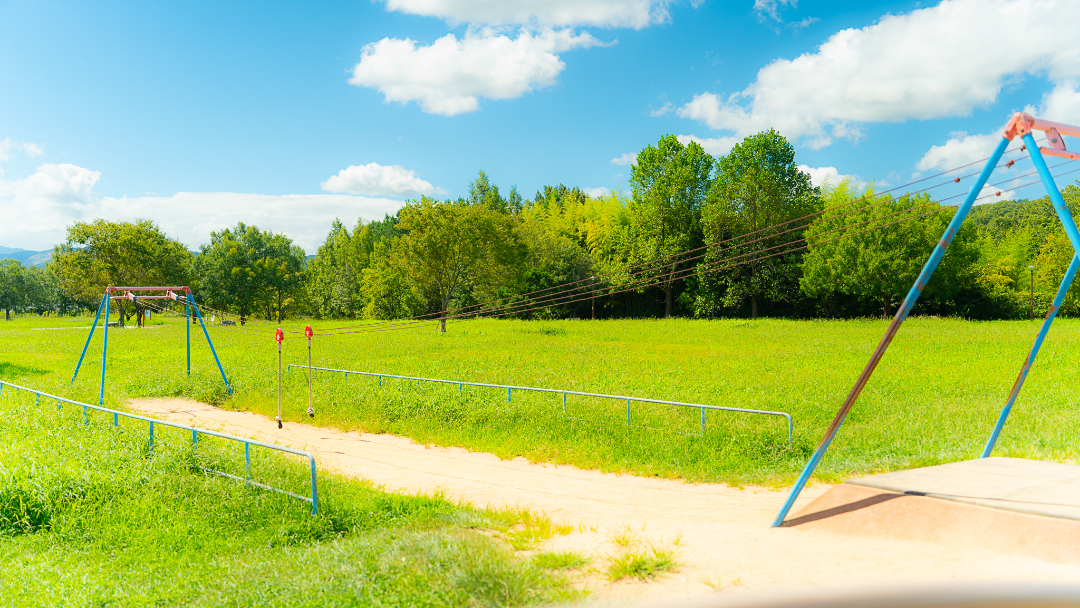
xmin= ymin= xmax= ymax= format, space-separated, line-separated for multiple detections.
xmin=0 ymin=380 xmax=318 ymax=514
xmin=288 ymin=364 xmax=793 ymax=443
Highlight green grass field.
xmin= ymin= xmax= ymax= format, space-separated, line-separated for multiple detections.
xmin=0 ymin=317 xmax=583 ymax=607
xmin=4 ymin=313 xmax=1079 ymax=488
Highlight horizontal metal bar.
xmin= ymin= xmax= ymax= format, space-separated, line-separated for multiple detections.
xmin=2 ymin=380 xmax=318 ymax=508
xmin=110 ymin=295 xmax=175 ymax=300
xmin=107 ymin=286 xmax=189 ymax=292
xmin=289 ymin=364 xmax=794 ymax=439
xmin=200 ymin=467 xmax=313 ymax=503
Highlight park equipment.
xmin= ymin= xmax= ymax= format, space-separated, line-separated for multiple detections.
xmin=276 ymin=327 xmax=284 ymax=429
xmin=305 ymin=325 xmax=314 ymax=418
xmin=288 ymin=364 xmax=794 ymax=442
xmin=72 ymin=286 xmax=231 ymax=405
xmin=773 ymin=113 xmax=1080 ymax=527
xmin=1 ymin=379 xmax=318 ymax=514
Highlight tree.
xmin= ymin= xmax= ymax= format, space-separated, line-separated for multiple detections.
xmin=51 ymin=220 xmax=193 ymax=326
xmin=0 ymin=260 xmax=28 ymax=320
xmin=800 ymin=180 xmax=978 ymax=316
xmin=360 ymin=237 xmax=425 ymax=320
xmin=398 ymin=196 xmax=523 ymax=332
xmin=195 ymin=222 xmax=305 ymax=324
xmin=700 ymin=130 xmax=819 ymax=318
xmin=628 ymin=135 xmax=714 ymax=317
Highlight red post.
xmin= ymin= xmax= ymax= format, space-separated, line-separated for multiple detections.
xmin=275 ymin=328 xmax=284 ymax=429
xmin=305 ymin=325 xmax=314 ymax=418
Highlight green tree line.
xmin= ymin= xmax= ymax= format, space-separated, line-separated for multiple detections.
xmin=12 ymin=130 xmax=1080 ymax=324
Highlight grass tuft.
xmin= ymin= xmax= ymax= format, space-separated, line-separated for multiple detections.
xmin=532 ymin=551 xmax=590 ymax=570
xmin=606 ymin=546 xmax=678 ymax=581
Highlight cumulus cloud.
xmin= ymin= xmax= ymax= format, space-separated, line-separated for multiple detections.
xmin=583 ymin=186 xmax=610 ymax=198
xmin=349 ymin=28 xmax=602 ymax=116
xmin=321 ymin=162 xmax=442 ymax=197
xmin=381 ymin=0 xmax=677 ymax=29
xmin=649 ymin=101 xmax=674 ymax=117
xmin=611 ymin=152 xmax=636 ymax=166
xmin=675 ymin=134 xmax=738 ymax=156
xmin=0 ymin=164 xmax=403 ymax=252
xmin=678 ymin=0 xmax=1080 ymax=149
xmin=916 ymin=131 xmax=1004 ymax=173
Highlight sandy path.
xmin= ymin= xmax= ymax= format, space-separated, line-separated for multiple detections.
xmin=130 ymin=398 xmax=1080 ymax=604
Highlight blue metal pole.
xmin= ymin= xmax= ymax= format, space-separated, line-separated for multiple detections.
xmin=982 ymin=254 xmax=1080 ymax=458
xmin=1024 ymin=133 xmax=1080 ymax=251
xmin=309 ymin=456 xmax=319 ymax=515
xmin=772 ymin=135 xmax=1012 ymax=527
xmin=188 ymin=295 xmax=232 ymax=394
xmin=72 ymin=294 xmax=107 ymax=384
xmin=99 ymin=294 xmax=110 ymax=406
xmin=186 ymin=302 xmax=191 ymax=376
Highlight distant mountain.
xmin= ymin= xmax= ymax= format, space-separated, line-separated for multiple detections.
xmin=0 ymin=248 xmax=52 ymax=267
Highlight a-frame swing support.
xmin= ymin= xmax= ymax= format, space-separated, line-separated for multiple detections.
xmin=773 ymin=112 xmax=1080 ymax=527
xmin=71 ymin=286 xmax=232 ymax=406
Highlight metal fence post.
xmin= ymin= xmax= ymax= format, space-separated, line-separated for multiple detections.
xmin=309 ymin=455 xmax=319 ymax=515
xmin=245 ymin=441 xmax=252 ymax=482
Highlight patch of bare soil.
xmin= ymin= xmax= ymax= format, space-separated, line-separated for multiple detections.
xmin=130 ymin=398 xmax=1080 ymax=605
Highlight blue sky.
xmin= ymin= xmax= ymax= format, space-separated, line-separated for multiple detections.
xmin=1 ymin=0 xmax=1078 ymax=252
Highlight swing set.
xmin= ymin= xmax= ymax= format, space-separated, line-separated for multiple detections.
xmin=774 ymin=112 xmax=1080 ymax=526
xmin=71 ymin=286 xmax=231 ymax=405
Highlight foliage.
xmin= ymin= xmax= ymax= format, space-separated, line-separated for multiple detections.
xmin=800 ymin=180 xmax=979 ymax=317
xmin=396 ymin=196 xmax=524 ymax=331
xmin=195 ymin=222 xmax=305 ymax=323
xmin=697 ymin=130 xmax=820 ymax=318
xmin=628 ymin=135 xmax=714 ymax=317
xmin=606 ymin=546 xmax=678 ymax=581
xmin=50 ymin=219 xmax=193 ymax=326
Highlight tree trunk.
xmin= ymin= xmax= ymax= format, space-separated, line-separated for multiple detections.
xmin=240 ymin=303 xmax=247 ymax=326
xmin=664 ymin=281 xmax=673 ymax=318
xmin=751 ymin=296 xmax=758 ymax=319
xmin=118 ymin=303 xmax=126 ymax=328
xmin=883 ymin=293 xmax=891 ymax=318
xmin=440 ymin=316 xmax=447 ymax=332
xmin=4 ymin=308 xmax=9 ymax=321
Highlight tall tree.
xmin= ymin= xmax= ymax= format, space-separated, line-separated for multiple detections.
xmin=195 ymin=222 xmax=305 ymax=324
xmin=800 ymin=180 xmax=978 ymax=316
xmin=51 ymin=220 xmax=193 ymax=326
xmin=0 ymin=260 xmax=27 ymax=320
xmin=700 ymin=130 xmax=819 ymax=318
xmin=397 ymin=196 xmax=523 ymax=331
xmin=628 ymin=135 xmax=714 ymax=317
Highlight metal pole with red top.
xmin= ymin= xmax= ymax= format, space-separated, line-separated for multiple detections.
xmin=275 ymin=328 xmax=284 ymax=429
xmin=305 ymin=325 xmax=314 ymax=418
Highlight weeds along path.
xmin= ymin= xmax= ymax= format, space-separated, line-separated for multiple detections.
xmin=130 ymin=397 xmax=1080 ymax=605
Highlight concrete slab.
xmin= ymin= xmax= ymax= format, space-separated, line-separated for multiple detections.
xmin=786 ymin=458 xmax=1080 ymax=565
xmin=849 ymin=457 xmax=1080 ymax=521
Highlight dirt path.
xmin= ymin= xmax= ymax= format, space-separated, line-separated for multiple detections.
xmin=130 ymin=398 xmax=1080 ymax=605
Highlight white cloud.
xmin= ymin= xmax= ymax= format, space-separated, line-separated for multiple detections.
xmin=649 ymin=101 xmax=674 ymax=117
xmin=678 ymin=0 xmax=1080 ymax=149
xmin=349 ymin=28 xmax=602 ymax=116
xmin=916 ymin=131 xmax=1003 ymax=172
xmin=611 ymin=152 xmax=636 ymax=166
xmin=321 ymin=162 xmax=442 ymax=197
xmin=675 ymin=134 xmax=738 ymax=156
xmin=0 ymin=138 xmax=44 ymax=162
xmin=583 ymin=186 xmax=610 ymax=198
xmin=754 ymin=0 xmax=796 ymax=22
xmin=1039 ymin=81 xmax=1080 ymax=127
xmin=0 ymin=164 xmax=403 ymax=252
xmin=381 ymin=0 xmax=676 ymax=29
xmin=976 ymin=183 xmax=1017 ymax=204
xmin=797 ymin=165 xmax=859 ymax=188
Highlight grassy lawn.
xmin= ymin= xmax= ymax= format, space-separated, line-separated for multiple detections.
xmin=0 ymin=317 xmax=580 ymax=607
xmin=3 ymin=314 xmax=1079 ymax=488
